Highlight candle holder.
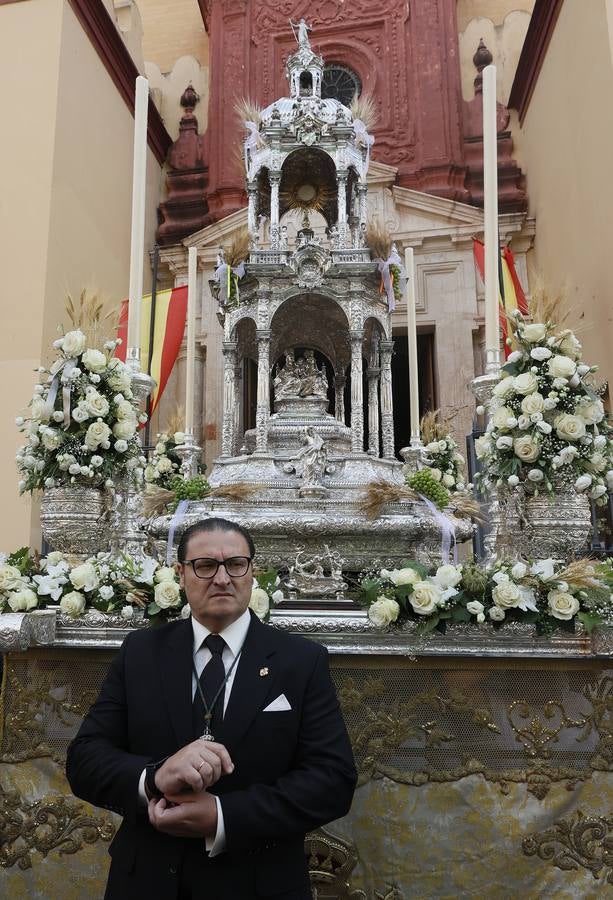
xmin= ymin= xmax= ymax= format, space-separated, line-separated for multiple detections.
xmin=400 ymin=440 xmax=424 ymax=476
xmin=484 ymin=346 xmax=501 ymax=377
xmin=175 ymin=432 xmax=202 ymax=478
xmin=110 ymin=368 xmax=156 ymax=559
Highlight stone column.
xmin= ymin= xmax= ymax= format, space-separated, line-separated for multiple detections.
xmin=379 ymin=340 xmax=395 ymax=459
xmin=350 ymin=331 xmax=364 ymax=452
xmin=255 ymin=329 xmax=271 ymax=452
xmin=269 ymin=172 xmax=281 ymax=248
xmin=247 ymin=180 xmax=258 ymax=237
xmin=334 ymin=373 xmax=346 ymax=424
xmin=221 ymin=342 xmax=238 ymax=457
xmin=367 ymin=367 xmax=381 ymax=456
xmin=233 ymin=359 xmax=243 ymax=455
xmin=357 ymin=182 xmax=368 ymax=228
xmin=336 ymin=171 xmax=347 ymax=226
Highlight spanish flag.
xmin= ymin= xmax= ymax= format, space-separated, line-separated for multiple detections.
xmin=115 ymin=285 xmax=188 ymax=415
xmin=473 ymin=239 xmax=529 ymax=359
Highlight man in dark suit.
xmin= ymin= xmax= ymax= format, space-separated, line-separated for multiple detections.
xmin=66 ymin=517 xmax=356 ymax=899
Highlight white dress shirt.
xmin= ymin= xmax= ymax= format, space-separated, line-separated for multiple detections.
xmin=139 ymin=608 xmax=251 ymax=856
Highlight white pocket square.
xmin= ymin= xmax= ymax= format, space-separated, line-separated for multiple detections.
xmin=263 ymin=694 xmax=292 ymax=712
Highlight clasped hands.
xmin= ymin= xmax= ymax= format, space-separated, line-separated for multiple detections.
xmin=148 ymin=739 xmax=234 ymax=838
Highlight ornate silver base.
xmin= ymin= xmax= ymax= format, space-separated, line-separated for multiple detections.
xmin=40 ymin=487 xmax=111 ymax=557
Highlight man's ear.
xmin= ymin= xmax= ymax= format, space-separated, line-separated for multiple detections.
xmin=177 ymin=563 xmax=185 ymax=590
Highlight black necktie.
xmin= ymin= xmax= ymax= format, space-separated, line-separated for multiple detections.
xmin=192 ymin=634 xmax=226 ymax=740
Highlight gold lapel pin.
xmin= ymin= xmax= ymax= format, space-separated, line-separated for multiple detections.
xmin=259 ymin=667 xmax=269 ymax=677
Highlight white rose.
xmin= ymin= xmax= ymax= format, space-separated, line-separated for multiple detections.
xmin=409 ymin=581 xmax=442 ymax=615
xmin=85 ymin=421 xmax=111 ymax=450
xmin=7 ymin=588 xmax=38 ymax=612
xmin=442 ymin=473 xmax=455 ymax=488
xmin=547 ymin=589 xmax=580 ymax=621
xmin=31 ymin=397 xmax=50 ymax=422
xmin=466 ymin=600 xmax=485 ymax=617
xmin=70 ymin=562 xmax=99 ymax=592
xmin=530 ymin=347 xmax=552 ymax=361
xmin=548 ymin=354 xmax=577 ymax=379
xmin=154 ymin=566 xmax=177 ymax=583
xmin=113 ymin=421 xmax=136 ymax=440
xmin=577 ymin=400 xmax=605 ymax=425
xmin=60 ymin=590 xmax=86 ymax=617
xmin=509 ymin=562 xmax=526 ymax=580
xmin=386 ymin=567 xmax=421 ymax=586
xmin=513 ymin=435 xmax=540 ymax=462
xmin=114 ymin=439 xmax=128 ymax=453
xmin=496 ymin=436 xmax=513 ymax=450
xmin=85 ymin=392 xmax=110 ymax=418
xmin=492 ymin=406 xmax=514 ymax=430
xmin=121 ymin=605 xmax=134 ymax=619
xmin=156 ymin=457 xmax=173 ymax=474
xmin=367 ymin=595 xmax=400 ymax=627
xmin=425 ymin=441 xmax=439 ymax=453
xmin=492 ymin=376 xmax=516 ymax=399
xmin=506 ymin=351 xmax=524 ymax=364
xmin=99 ymin=585 xmax=114 ymax=601
xmin=61 ymin=330 xmax=87 ymax=356
xmin=521 ymin=323 xmax=547 ymax=342
xmin=41 ymin=429 xmax=62 ymax=451
xmin=271 ymin=589 xmax=284 ymax=603
xmin=492 ymin=581 xmax=522 ymax=609
xmin=521 ymin=393 xmax=545 ymax=416
xmin=507 ymin=475 xmax=519 ymax=487
xmin=82 ymin=349 xmax=108 ymax=374
xmin=105 ymin=358 xmax=131 ymax=388
xmin=588 ymin=452 xmax=607 ymax=473
xmin=517 ymin=415 xmax=530 ymax=430
xmin=558 ymin=331 xmax=582 ymax=359
xmin=0 ymin=564 xmax=27 ymax=592
xmin=593 ymin=435 xmax=607 ymax=450
xmin=555 ymin=414 xmax=586 ymax=442
xmin=488 ymin=606 xmax=506 ymax=622
xmin=432 ymin=564 xmax=463 ymax=589
xmin=475 ymin=436 xmax=491 ymax=460
xmin=115 ymin=399 xmax=137 ymax=422
xmin=429 ymin=468 xmax=442 ymax=482
xmin=527 ymin=468 xmax=544 ymax=482
xmin=590 ymin=484 xmax=607 ymax=500
xmin=513 ymin=372 xmax=539 ymax=395
xmin=154 ymin=580 xmax=182 ymax=609
xmin=249 ymin=586 xmax=270 ymax=619
xmin=174 ymin=432 xmax=186 ymax=444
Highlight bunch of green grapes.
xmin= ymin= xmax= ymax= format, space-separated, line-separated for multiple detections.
xmin=170 ymin=474 xmax=211 ymax=501
xmin=406 ymin=469 xmax=450 ymax=510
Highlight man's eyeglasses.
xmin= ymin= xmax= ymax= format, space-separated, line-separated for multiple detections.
xmin=185 ymin=557 xmax=252 ymax=579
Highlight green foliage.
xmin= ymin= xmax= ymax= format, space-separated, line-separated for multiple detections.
xmin=406 ymin=469 xmax=450 ymax=509
xmin=170 ymin=475 xmax=211 ymax=503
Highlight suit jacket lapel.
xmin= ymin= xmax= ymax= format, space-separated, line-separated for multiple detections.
xmin=219 ymin=612 xmax=279 ymax=750
xmin=159 ymin=618 xmax=194 ymax=748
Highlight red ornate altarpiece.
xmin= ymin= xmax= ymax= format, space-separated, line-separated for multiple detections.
xmin=158 ymin=0 xmax=525 ymax=238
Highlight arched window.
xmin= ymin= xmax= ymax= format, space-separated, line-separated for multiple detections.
xmin=321 ymin=64 xmax=361 ymax=105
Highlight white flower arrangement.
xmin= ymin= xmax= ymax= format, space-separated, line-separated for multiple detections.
xmin=16 ymin=329 xmax=147 ymax=493
xmin=0 ymin=548 xmax=183 ymax=621
xmin=358 ymin=557 xmax=613 ymax=633
xmin=144 ymin=431 xmax=185 ymax=489
xmin=248 ymin=568 xmax=283 ymax=622
xmin=422 ymin=436 xmax=466 ymax=492
xmin=477 ymin=313 xmax=613 ymax=501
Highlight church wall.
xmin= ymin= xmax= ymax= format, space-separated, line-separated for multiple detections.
xmin=509 ymin=0 xmax=613 ymax=396
xmin=0 ymin=0 xmax=65 ymax=552
xmin=458 ymin=5 xmax=534 ymax=103
xmin=0 ymin=0 xmax=163 ymax=551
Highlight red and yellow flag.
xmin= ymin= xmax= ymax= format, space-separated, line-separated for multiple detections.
xmin=116 ymin=285 xmax=188 ymax=415
xmin=473 ymin=239 xmax=528 ymax=358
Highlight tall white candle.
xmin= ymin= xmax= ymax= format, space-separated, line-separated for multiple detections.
xmin=126 ymin=76 xmax=149 ymax=369
xmin=185 ymin=247 xmax=198 ymax=433
xmin=404 ymin=247 xmax=420 ymax=443
xmin=483 ymin=64 xmax=500 ymax=374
